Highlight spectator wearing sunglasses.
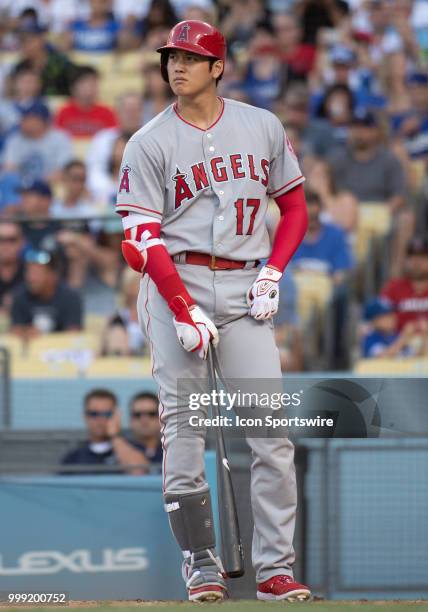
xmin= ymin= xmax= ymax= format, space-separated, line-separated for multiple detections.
xmin=128 ymin=392 xmax=163 ymax=470
xmin=61 ymin=389 xmax=148 ymax=475
xmin=10 ymin=248 xmax=82 ymax=339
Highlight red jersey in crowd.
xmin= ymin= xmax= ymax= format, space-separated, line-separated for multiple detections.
xmin=381 ymin=278 xmax=428 ymax=330
xmin=54 ymin=101 xmax=118 ymax=138
xmin=282 ymin=44 xmax=316 ymax=77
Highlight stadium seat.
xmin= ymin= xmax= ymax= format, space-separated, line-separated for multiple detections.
xmin=46 ymin=95 xmax=69 ymax=113
xmin=0 ymin=51 xmax=20 ymax=69
xmin=355 ymin=202 xmax=391 ymax=262
xmin=409 ymin=159 xmax=426 ymax=194
xmin=85 ymin=313 xmax=108 ymax=335
xmin=0 ymin=335 xmax=24 ymax=360
xmin=354 ymin=357 xmax=428 ymax=375
xmin=115 ymin=51 xmax=144 ymax=75
xmin=12 ymin=333 xmax=101 ymax=377
xmin=72 ymin=138 xmax=92 ymax=160
xmin=99 ymin=74 xmax=141 ymax=104
xmin=70 ymin=51 xmax=116 ymax=75
xmin=293 ymin=270 xmax=333 ymax=323
xmin=11 ymin=356 xmax=79 ymax=378
xmin=85 ymin=356 xmax=152 ymax=377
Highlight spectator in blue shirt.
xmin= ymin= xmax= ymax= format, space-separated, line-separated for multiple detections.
xmin=292 ymin=191 xmax=355 ymax=284
xmin=292 ymin=191 xmax=355 ymax=368
xmin=361 ymin=297 xmax=420 ymax=358
xmin=274 ymin=269 xmax=304 ymax=372
xmin=65 ymin=0 xmax=137 ymax=52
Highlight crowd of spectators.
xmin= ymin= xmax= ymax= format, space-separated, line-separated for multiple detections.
xmin=1 ymin=0 xmax=428 ymax=369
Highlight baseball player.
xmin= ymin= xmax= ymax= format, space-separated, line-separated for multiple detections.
xmin=116 ymin=20 xmax=311 ymax=603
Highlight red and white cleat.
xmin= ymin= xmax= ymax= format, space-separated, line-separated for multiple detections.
xmin=182 ymin=551 xmax=227 ymax=603
xmin=257 ymin=574 xmax=311 ymax=602
xmin=187 ymin=581 xmax=226 ymax=603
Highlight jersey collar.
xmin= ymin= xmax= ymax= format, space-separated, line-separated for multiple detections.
xmin=173 ymin=97 xmax=225 ymax=132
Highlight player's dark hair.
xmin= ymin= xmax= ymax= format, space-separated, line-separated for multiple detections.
xmin=84 ymin=389 xmax=117 ymax=410
xmin=129 ymin=392 xmax=159 ymax=411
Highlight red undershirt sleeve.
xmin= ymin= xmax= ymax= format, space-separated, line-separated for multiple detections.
xmin=267 ymin=183 xmax=308 ymax=273
xmin=121 ymin=214 xmax=195 ymax=309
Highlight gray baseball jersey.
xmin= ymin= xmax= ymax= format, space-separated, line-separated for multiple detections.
xmin=116 ymin=97 xmax=304 ymax=260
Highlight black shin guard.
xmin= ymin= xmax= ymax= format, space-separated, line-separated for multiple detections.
xmin=164 ymin=488 xmax=216 ymax=553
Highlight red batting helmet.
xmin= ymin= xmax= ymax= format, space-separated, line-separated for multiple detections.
xmin=157 ymin=20 xmax=226 ymax=83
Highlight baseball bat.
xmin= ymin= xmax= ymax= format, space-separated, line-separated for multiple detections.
xmin=207 ymin=345 xmax=245 ymax=578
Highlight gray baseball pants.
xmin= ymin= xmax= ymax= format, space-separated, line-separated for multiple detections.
xmin=138 ymin=264 xmax=297 ymax=582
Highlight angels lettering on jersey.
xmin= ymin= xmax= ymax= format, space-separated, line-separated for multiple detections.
xmin=171 ymin=154 xmax=269 ymax=209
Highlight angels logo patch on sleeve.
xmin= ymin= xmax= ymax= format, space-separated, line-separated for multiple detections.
xmin=119 ymin=165 xmax=131 ymax=193
xmin=286 ymin=135 xmax=297 ymax=160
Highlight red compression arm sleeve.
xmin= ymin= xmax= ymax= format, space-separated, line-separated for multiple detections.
xmin=123 ymin=216 xmax=195 ymax=309
xmin=267 ymin=183 xmax=308 ymax=272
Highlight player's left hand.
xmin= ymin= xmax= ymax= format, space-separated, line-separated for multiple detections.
xmin=247 ymin=265 xmax=282 ymax=320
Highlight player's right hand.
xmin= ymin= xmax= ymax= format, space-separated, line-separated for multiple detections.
xmin=170 ymin=296 xmax=219 ymax=360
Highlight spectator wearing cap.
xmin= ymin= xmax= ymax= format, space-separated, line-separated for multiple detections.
xmin=329 ymin=108 xmax=413 ymax=275
xmin=54 ymin=66 xmax=118 ymax=139
xmin=310 ymin=44 xmax=356 ymax=112
xmin=4 ymin=179 xmax=60 ymax=250
xmin=328 ymin=44 xmax=358 ymax=87
xmin=61 ymin=389 xmax=149 ymax=475
xmin=63 ymin=0 xmax=138 ymax=53
xmin=329 ymin=109 xmax=406 ymax=205
xmin=0 ymin=222 xmax=25 ymax=318
xmin=10 ymin=248 xmax=82 ymax=339
xmin=13 ymin=20 xmax=78 ymax=96
xmin=50 ymin=160 xmax=96 ymax=219
xmin=396 ymin=72 xmax=428 ymax=158
xmin=380 ymin=237 xmax=428 ymax=333
xmin=361 ymin=297 xmax=423 ymax=358
xmin=2 ymin=102 xmax=73 ymax=184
